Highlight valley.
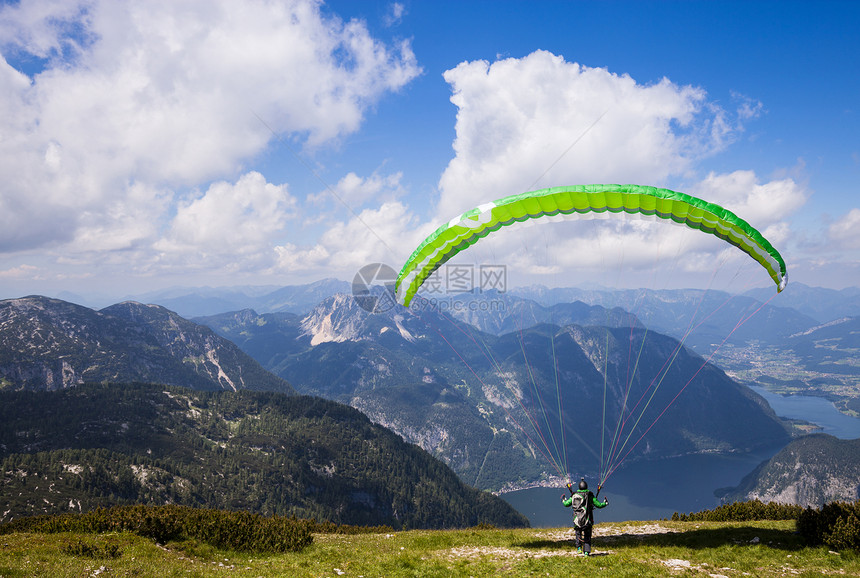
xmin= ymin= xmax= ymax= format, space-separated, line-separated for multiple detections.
xmin=714 ymin=341 xmax=860 ymax=416
xmin=1 ymin=281 xmax=858 ymax=531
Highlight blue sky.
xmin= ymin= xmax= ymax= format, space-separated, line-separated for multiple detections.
xmin=0 ymin=0 xmax=858 ymax=302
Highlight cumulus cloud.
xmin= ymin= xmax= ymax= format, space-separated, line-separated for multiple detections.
xmin=0 ymin=0 xmax=93 ymax=61
xmin=828 ymin=208 xmax=860 ymax=250
xmin=0 ymin=0 xmax=420 ymax=264
xmin=437 ymin=50 xmax=749 ymax=219
xmin=155 ymin=171 xmax=296 ymax=269
xmin=420 ymin=51 xmax=806 ymax=292
xmin=692 ymin=170 xmax=806 ymax=240
xmin=309 ymin=170 xmax=405 ymax=208
xmin=273 ymin=201 xmax=433 ymax=277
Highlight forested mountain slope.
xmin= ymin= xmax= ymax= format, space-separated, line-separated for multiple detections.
xmin=720 ymin=434 xmax=860 ymax=507
xmin=0 ymin=383 xmax=527 ymax=529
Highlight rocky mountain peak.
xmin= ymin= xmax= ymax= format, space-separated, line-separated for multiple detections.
xmin=0 ymin=296 xmax=293 ymax=394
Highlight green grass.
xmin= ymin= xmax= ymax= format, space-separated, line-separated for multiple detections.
xmin=1 ymin=519 xmax=857 ymax=577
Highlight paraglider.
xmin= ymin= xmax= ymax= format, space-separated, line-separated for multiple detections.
xmin=393 ymin=183 xmax=788 ymax=503
xmin=395 ymin=184 xmax=787 ymax=307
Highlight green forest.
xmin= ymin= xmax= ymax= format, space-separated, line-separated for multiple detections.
xmin=0 ymin=383 xmax=527 ymax=530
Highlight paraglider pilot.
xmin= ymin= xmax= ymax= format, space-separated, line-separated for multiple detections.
xmin=561 ymin=478 xmax=608 ymax=556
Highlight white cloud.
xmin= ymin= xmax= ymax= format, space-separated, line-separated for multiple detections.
xmin=384 ymin=2 xmax=406 ymax=27
xmin=410 ymin=51 xmax=807 ymax=292
xmin=0 ymin=264 xmax=40 ymax=280
xmin=309 ymin=170 xmax=405 ymax=208
xmin=155 ymin=171 xmax=296 ymax=269
xmin=67 ymin=182 xmax=172 ymax=253
xmin=0 ymin=0 xmax=93 ymax=60
xmin=731 ymin=91 xmax=764 ymax=122
xmin=0 ymin=0 xmax=420 ymax=264
xmin=274 ymin=201 xmax=432 ymax=277
xmin=437 ymin=50 xmax=746 ymax=219
xmin=692 ymin=170 xmax=807 ymax=231
xmin=828 ymin=208 xmax=860 ymax=250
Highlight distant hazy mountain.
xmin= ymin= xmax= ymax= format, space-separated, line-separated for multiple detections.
xmin=50 ymin=280 xmax=856 ymax=338
xmin=424 ymin=291 xmax=643 ymax=336
xmin=124 ymin=278 xmax=350 ymax=318
xmin=0 ymin=296 xmax=293 ymax=393
xmin=508 ymin=286 xmax=817 ymax=353
xmin=744 ymin=283 xmax=860 ymax=323
xmin=198 ymin=293 xmax=793 ymax=491
xmin=720 ymin=434 xmax=860 ymax=507
xmin=0 ymin=383 xmax=527 ymax=529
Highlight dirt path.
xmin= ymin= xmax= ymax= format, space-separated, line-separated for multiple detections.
xmin=438 ymin=522 xmax=681 ymax=562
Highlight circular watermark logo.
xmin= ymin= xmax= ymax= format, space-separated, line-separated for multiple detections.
xmin=352 ymin=263 xmax=398 ymax=313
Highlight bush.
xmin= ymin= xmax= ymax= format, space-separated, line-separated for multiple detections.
xmin=671 ymin=500 xmax=803 ymax=522
xmin=0 ymin=504 xmax=313 ymax=553
xmin=797 ymin=500 xmax=860 ymax=552
xmin=61 ymin=539 xmax=122 ymax=559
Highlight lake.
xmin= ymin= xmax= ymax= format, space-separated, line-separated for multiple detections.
xmin=500 ymin=447 xmax=782 ymax=526
xmin=502 ymin=387 xmax=860 ymax=527
xmin=748 ymin=385 xmax=860 ymax=439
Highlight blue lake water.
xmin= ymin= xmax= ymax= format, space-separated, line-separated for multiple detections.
xmin=502 ymin=387 xmax=860 ymax=527
xmin=748 ymin=385 xmax=860 ymax=439
xmin=501 ymin=447 xmax=782 ymax=527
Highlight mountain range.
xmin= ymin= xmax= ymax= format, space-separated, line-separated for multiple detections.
xmin=2 ymin=281 xmax=858 ymax=516
xmin=58 ymin=278 xmax=351 ymax=317
xmin=54 ymin=281 xmax=860 ymax=327
xmin=197 ymin=292 xmax=793 ymax=490
xmin=0 ymin=296 xmax=292 ymax=393
xmin=1 ymin=293 xmax=793 ymax=492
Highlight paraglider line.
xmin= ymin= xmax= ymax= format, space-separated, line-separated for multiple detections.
xmin=603 ymin=256 xmax=729 ymax=471
xmin=601 ymin=291 xmax=779 ymax=485
xmin=412 ymin=296 xmax=568 ymax=479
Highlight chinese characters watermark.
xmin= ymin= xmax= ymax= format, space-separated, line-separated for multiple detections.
xmin=351 ymin=262 xmax=507 ymax=313
xmin=420 ymin=264 xmax=507 ymax=296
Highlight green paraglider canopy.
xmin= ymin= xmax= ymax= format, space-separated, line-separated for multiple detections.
xmin=396 ymin=184 xmax=787 ymax=306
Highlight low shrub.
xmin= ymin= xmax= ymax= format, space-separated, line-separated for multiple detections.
xmin=61 ymin=539 xmax=122 ymax=559
xmin=671 ymin=500 xmax=803 ymax=522
xmin=0 ymin=504 xmax=313 ymax=553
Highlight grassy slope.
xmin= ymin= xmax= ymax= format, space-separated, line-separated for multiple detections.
xmin=1 ymin=520 xmax=856 ymax=577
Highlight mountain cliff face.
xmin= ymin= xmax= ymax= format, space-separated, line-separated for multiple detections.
xmin=0 ymin=296 xmax=293 ymax=393
xmin=199 ymin=294 xmax=792 ymax=491
xmin=720 ymin=434 xmax=860 ymax=507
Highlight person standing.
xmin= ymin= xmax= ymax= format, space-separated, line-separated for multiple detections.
xmin=561 ymin=478 xmax=608 ymax=555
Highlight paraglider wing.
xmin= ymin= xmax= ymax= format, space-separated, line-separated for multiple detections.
xmin=395 ymin=184 xmax=787 ymax=307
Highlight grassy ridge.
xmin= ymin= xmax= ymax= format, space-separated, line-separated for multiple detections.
xmin=1 ymin=519 xmax=857 ymax=577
